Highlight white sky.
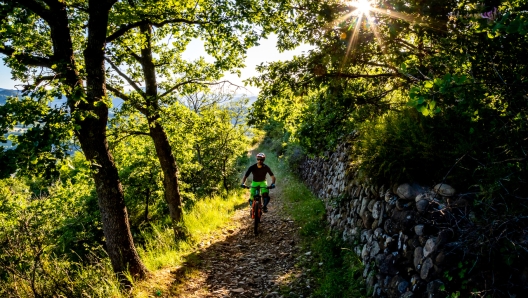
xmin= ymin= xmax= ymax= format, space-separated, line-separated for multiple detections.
xmin=0 ymin=34 xmax=313 ymax=95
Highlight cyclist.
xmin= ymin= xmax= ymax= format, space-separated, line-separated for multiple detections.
xmin=240 ymin=152 xmax=276 ymax=212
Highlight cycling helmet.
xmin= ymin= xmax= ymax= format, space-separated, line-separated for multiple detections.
xmin=256 ymin=152 xmax=266 ymax=161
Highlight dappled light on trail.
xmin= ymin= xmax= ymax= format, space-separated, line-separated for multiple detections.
xmin=131 ymin=181 xmax=308 ymax=297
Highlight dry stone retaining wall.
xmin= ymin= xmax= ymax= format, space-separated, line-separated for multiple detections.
xmin=298 ymin=142 xmax=468 ymax=298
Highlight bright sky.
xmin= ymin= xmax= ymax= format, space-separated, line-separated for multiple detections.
xmin=0 ymin=34 xmax=313 ymax=95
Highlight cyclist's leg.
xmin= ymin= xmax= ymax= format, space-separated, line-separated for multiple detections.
xmin=251 ymin=181 xmax=267 ymax=202
xmin=259 ymin=181 xmax=270 ymax=211
xmin=249 ymin=181 xmax=258 ymax=207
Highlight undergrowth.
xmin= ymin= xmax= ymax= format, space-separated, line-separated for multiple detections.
xmin=264 ymin=149 xmax=369 ymax=298
xmin=0 ymin=174 xmax=246 ymax=297
xmin=136 ymin=191 xmax=246 ymax=272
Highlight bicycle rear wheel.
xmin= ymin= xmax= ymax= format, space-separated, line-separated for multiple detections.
xmin=253 ymin=203 xmax=260 ymax=235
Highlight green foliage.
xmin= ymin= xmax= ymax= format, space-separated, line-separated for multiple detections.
xmin=0 ymin=93 xmax=74 ymax=179
xmin=108 ymin=93 xmax=249 ymax=227
xmin=251 ymin=0 xmax=528 ymax=199
xmin=0 ymin=168 xmax=119 ymax=297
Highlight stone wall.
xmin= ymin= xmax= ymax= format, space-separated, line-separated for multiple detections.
xmin=298 ymin=142 xmax=469 ymax=297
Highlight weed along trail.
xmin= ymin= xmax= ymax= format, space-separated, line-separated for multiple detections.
xmin=168 ymin=181 xmax=309 ymax=297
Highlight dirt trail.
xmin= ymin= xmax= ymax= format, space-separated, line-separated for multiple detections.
xmin=160 ymin=185 xmax=311 ymax=298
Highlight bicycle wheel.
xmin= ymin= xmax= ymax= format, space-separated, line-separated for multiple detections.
xmin=253 ymin=203 xmax=260 ymax=235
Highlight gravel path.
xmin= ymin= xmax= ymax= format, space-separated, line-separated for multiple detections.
xmin=172 ymin=186 xmax=310 ymax=298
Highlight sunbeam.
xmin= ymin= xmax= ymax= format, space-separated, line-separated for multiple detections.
xmin=338 ymin=0 xmax=426 ymax=71
xmin=349 ymin=0 xmax=373 ymax=15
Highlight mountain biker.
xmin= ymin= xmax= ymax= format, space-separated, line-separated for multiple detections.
xmin=240 ymin=152 xmax=276 ymax=212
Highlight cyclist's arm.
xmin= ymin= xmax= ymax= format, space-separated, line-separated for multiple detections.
xmin=242 ymin=166 xmax=253 ymax=184
xmin=267 ymin=166 xmax=276 ymax=184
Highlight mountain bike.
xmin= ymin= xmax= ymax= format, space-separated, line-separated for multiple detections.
xmin=242 ymin=185 xmax=273 ymax=235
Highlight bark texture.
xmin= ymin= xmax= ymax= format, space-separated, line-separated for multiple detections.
xmin=78 ymin=0 xmax=147 ymax=277
xmin=140 ymin=24 xmax=184 ymax=238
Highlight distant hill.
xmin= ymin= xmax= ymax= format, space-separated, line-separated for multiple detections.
xmin=0 ymin=88 xmax=256 ymax=108
xmin=0 ymin=88 xmax=20 ymax=105
xmin=0 ymin=88 xmax=123 ymax=110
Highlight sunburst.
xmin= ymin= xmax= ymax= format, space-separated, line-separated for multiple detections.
xmin=349 ymin=0 xmax=373 ymax=16
xmin=338 ymin=0 xmax=419 ymax=70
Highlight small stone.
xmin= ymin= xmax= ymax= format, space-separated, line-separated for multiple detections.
xmin=415 ymin=192 xmax=434 ymax=202
xmin=231 ymin=288 xmax=244 ymax=293
xmin=371 ymin=219 xmax=379 ymax=230
xmin=435 ymin=251 xmax=446 ymax=266
xmin=414 ymin=247 xmax=423 ymax=269
xmin=416 ymin=199 xmax=429 ymax=213
xmin=423 ymin=237 xmax=437 ymax=258
xmin=414 ymin=224 xmax=424 ymax=236
xmin=370 ymin=241 xmax=381 ymax=258
xmin=398 ymin=280 xmax=410 ymax=293
xmin=374 ymin=228 xmax=383 ymax=239
xmin=396 ymin=183 xmax=415 ymax=200
xmin=434 ymin=183 xmax=456 ymax=197
xmin=368 ymin=199 xmax=377 ymax=212
xmin=420 ymin=257 xmax=434 ymax=280
xmin=384 ymin=191 xmax=392 ymax=202
xmin=372 ymin=201 xmax=381 ymax=219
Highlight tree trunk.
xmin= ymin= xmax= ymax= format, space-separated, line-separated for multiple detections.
xmin=148 ymin=120 xmax=185 ymax=238
xmin=13 ymin=0 xmax=147 ymax=279
xmin=74 ymin=0 xmax=148 ymax=278
xmin=139 ymin=23 xmax=185 ymax=238
xmin=145 ymin=187 xmax=150 ymax=222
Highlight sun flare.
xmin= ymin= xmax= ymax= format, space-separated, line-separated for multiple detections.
xmin=349 ymin=0 xmax=372 ymax=15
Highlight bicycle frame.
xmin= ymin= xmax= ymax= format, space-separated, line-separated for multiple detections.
xmin=244 ymin=185 xmax=270 ymax=235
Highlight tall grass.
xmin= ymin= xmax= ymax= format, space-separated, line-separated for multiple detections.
xmin=263 ymin=146 xmax=368 ymax=298
xmin=136 ymin=191 xmax=246 ymax=271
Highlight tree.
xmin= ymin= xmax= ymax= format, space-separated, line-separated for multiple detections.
xmin=177 ymin=92 xmax=249 ymax=195
xmin=0 ymin=0 xmax=147 ymax=278
xmin=102 ymin=0 xmax=284 ymax=237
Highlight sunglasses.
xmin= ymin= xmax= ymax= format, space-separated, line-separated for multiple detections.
xmin=257 ymin=158 xmax=264 ymax=161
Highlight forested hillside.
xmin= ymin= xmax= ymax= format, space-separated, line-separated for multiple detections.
xmin=1 ymin=0 xmax=527 ymax=297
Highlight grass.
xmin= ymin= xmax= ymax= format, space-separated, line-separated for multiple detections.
xmin=262 ymin=146 xmax=369 ymax=298
xmin=125 ymin=190 xmax=246 ymax=297
xmin=135 ymin=191 xmax=245 ymax=271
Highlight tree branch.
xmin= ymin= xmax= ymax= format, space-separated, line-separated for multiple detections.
xmin=325 ymin=72 xmax=400 ymax=79
xmin=109 ymin=130 xmax=150 ymax=149
xmin=14 ymin=0 xmax=53 ymax=23
xmin=105 ymin=58 xmax=146 ymax=98
xmin=159 ymin=80 xmax=242 ymax=99
xmin=0 ymin=45 xmax=54 ymax=68
xmin=22 ymin=74 xmax=61 ymax=92
xmin=106 ymin=84 xmax=147 ymax=114
xmin=106 ymin=18 xmax=208 ymax=43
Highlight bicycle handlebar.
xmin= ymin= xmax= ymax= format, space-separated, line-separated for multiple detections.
xmin=241 ymin=185 xmax=274 ymax=189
